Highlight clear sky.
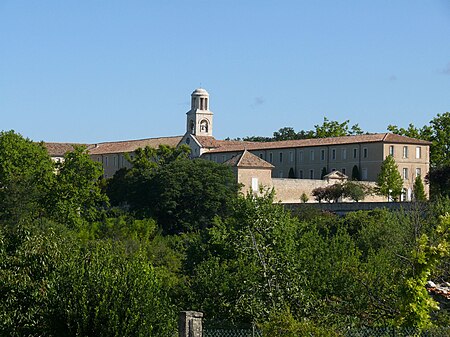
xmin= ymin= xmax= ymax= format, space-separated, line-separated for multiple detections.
xmin=1 ymin=0 xmax=449 ymax=143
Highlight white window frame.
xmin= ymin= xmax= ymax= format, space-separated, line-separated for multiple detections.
xmin=251 ymin=177 xmax=259 ymax=192
xmin=389 ymin=145 xmax=394 ymax=156
xmin=403 ymin=167 xmax=409 ymax=180
xmin=415 ymin=168 xmax=421 ymax=177
xmin=416 ymin=146 xmax=421 ymax=159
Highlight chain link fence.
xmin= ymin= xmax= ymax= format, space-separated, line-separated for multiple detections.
xmin=203 ymin=325 xmax=450 ymax=337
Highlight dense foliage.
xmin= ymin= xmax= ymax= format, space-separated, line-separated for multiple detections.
xmin=1 ymin=130 xmax=450 ymax=336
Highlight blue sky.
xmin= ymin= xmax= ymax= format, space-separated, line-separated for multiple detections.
xmin=1 ymin=0 xmax=449 ymax=143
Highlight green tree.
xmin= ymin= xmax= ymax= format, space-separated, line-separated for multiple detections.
xmin=139 ymin=158 xmax=240 ymax=234
xmin=426 ymin=166 xmax=450 ymax=198
xmin=0 ymin=131 xmax=55 ymax=223
xmin=314 ymin=117 xmax=363 ymax=138
xmin=396 ymin=214 xmax=450 ymax=329
xmin=428 ymin=112 xmax=450 ymax=168
xmin=243 ymin=118 xmax=364 ymax=142
xmin=49 ymin=145 xmax=108 ymax=228
xmin=342 ymin=181 xmax=367 ymax=202
xmin=106 ymin=145 xmax=191 ymax=207
xmin=413 ymin=176 xmax=427 ymax=201
xmin=186 ymin=192 xmax=304 ymax=322
xmin=387 ymin=112 xmax=450 ymax=168
xmin=273 ymin=127 xmax=301 ymax=141
xmin=351 ymin=165 xmax=360 ymax=180
xmin=320 ymin=167 xmax=328 ymax=179
xmin=377 ymin=156 xmax=403 ymax=201
xmin=387 ymin=123 xmax=430 ymax=140
xmin=0 ymin=220 xmax=65 ymax=336
xmin=48 ymin=240 xmax=175 ymax=337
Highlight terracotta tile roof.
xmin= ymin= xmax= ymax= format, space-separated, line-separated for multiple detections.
xmin=194 ymin=136 xmax=256 ymax=149
xmin=206 ymin=133 xmax=431 ymax=154
xmin=44 ymin=143 xmax=86 ymax=157
xmin=88 ymin=136 xmax=183 ymax=155
xmin=224 ymin=150 xmax=274 ymax=169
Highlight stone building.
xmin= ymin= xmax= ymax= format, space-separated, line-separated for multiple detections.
xmin=46 ymin=88 xmax=431 ymax=202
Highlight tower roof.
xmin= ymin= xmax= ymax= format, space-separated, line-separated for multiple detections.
xmin=191 ymin=88 xmax=209 ymax=96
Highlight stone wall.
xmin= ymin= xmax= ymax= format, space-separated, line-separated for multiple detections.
xmin=271 ymin=178 xmax=386 ymax=203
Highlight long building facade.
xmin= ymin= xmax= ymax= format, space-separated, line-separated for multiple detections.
xmin=46 ymin=88 xmax=431 ymax=202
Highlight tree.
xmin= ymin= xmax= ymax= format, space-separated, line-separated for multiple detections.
xmin=396 ymin=214 xmax=450 ymax=329
xmin=288 ymin=167 xmax=296 ymax=178
xmin=243 ymin=118 xmax=365 ymax=142
xmin=351 ymin=165 xmax=360 ymax=181
xmin=428 ymin=112 xmax=450 ymax=168
xmin=312 ymin=187 xmax=327 ymax=203
xmin=0 ymin=130 xmax=55 ymax=223
xmin=49 ymin=145 xmax=108 ymax=228
xmin=413 ymin=176 xmax=427 ymax=201
xmin=300 ymin=192 xmax=309 ymax=203
xmin=314 ymin=117 xmax=363 ymax=138
xmin=387 ymin=112 xmax=450 ymax=168
xmin=106 ymin=145 xmax=191 ymax=207
xmin=139 ymin=158 xmax=240 ymax=234
xmin=342 ymin=181 xmax=367 ymax=202
xmin=320 ymin=167 xmax=328 ymax=179
xmin=273 ymin=127 xmax=300 ymax=141
xmin=426 ymin=166 xmax=450 ymax=198
xmin=186 ymin=192 xmax=304 ymax=323
xmin=377 ymin=155 xmax=403 ymax=201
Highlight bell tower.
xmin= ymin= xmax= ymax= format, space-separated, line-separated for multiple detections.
xmin=186 ymin=88 xmax=213 ymax=137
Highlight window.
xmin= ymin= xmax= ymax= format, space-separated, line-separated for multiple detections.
xmin=212 ymin=155 xmax=216 ymax=162
xmin=331 ymin=168 xmax=336 ymax=172
xmin=321 ymin=149 xmax=325 ymax=161
xmin=416 ymin=168 xmax=421 ymax=177
xmin=403 ymin=168 xmax=409 ymax=180
xmin=332 ymin=149 xmax=336 ymax=160
xmin=259 ymin=153 xmax=263 ymax=159
xmin=279 ymin=152 xmax=283 ymax=163
xmin=104 ymin=156 xmax=108 ymax=166
xmin=113 ymin=156 xmax=116 ymax=167
xmin=363 ymin=148 xmax=368 ymax=158
xmin=416 ymin=146 xmax=421 ymax=159
xmin=299 ymin=170 xmax=304 ymax=179
xmin=222 ymin=155 xmax=226 ymax=162
xmin=310 ymin=150 xmax=315 ymax=161
xmin=200 ymin=119 xmax=209 ymax=133
xmin=342 ymin=168 xmax=346 ymax=175
xmin=403 ymin=146 xmax=408 ymax=158
xmin=353 ymin=148 xmax=358 ymax=159
xmin=269 ymin=153 xmax=273 ymax=163
xmin=251 ymin=178 xmax=258 ymax=192
xmin=389 ymin=145 xmax=394 ymax=156
xmin=309 ymin=169 xmax=314 ymax=179
xmin=342 ymin=148 xmax=347 ymax=160
xmin=289 ymin=151 xmax=294 ymax=162
xmin=299 ymin=151 xmax=304 ymax=162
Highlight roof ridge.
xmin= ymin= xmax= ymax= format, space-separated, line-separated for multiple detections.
xmin=236 ymin=150 xmax=246 ymax=167
xmin=93 ymin=135 xmax=183 ymax=146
